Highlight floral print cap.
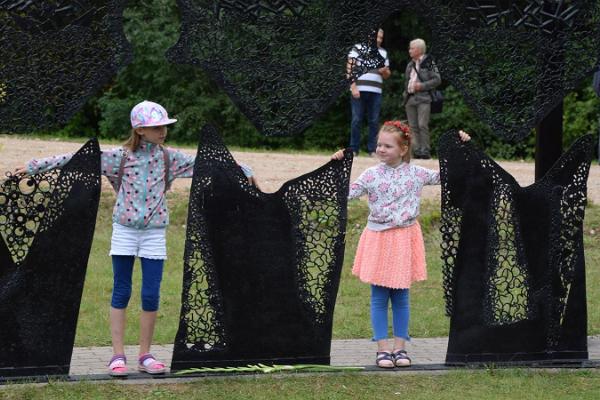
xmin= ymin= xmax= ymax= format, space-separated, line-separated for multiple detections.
xmin=130 ymin=100 xmax=177 ymax=128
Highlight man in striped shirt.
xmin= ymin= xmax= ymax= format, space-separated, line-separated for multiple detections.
xmin=348 ymin=28 xmax=391 ymax=157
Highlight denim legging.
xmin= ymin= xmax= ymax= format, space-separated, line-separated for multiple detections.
xmin=111 ymin=255 xmax=164 ymax=312
xmin=370 ymin=285 xmax=410 ymax=341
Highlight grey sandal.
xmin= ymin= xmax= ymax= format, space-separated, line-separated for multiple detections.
xmin=392 ymin=349 xmax=411 ymax=367
xmin=375 ymin=351 xmax=395 ymax=368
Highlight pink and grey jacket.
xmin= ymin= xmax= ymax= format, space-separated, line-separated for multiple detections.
xmin=26 ymin=140 xmax=253 ymax=229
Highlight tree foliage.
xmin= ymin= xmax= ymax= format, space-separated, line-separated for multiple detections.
xmin=49 ymin=1 xmax=599 ymax=159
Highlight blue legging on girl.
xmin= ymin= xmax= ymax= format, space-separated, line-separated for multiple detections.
xmin=370 ymin=285 xmax=410 ymax=341
xmin=111 ymin=255 xmax=164 ymax=312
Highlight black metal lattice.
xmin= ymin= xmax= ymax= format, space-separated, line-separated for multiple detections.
xmin=171 ymin=124 xmax=352 ymax=369
xmin=0 ymin=139 xmax=101 ymax=377
xmin=414 ymin=0 xmax=600 ymax=141
xmin=465 ymin=0 xmax=580 ymax=32
xmin=216 ymin=0 xmax=309 ymax=17
xmin=0 ymin=1 xmax=132 ymax=133
xmin=3 ymin=1 xmax=598 ymax=141
xmin=167 ymin=0 xmax=406 ymax=136
xmin=167 ymin=1 xmax=600 ymax=140
xmin=439 ymin=131 xmax=593 ymax=363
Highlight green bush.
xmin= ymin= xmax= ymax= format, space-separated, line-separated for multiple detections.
xmin=46 ymin=1 xmax=599 ymax=159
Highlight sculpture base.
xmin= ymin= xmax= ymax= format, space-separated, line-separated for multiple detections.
xmin=170 ymin=355 xmax=330 ymax=371
xmin=0 ymin=365 xmax=69 ymax=379
xmin=446 ymin=351 xmax=589 ymax=366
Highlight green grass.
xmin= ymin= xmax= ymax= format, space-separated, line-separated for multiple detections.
xmin=5 ymin=197 xmax=600 ymax=396
xmin=332 ymin=199 xmax=449 ymax=339
xmin=1 ymin=370 xmax=600 ymax=399
xmin=74 ymin=190 xmax=191 ymax=346
xmin=73 ymin=194 xmax=600 ymax=346
xmin=583 ymin=201 xmax=600 ymax=333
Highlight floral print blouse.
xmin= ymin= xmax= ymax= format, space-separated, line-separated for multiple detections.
xmin=349 ymin=162 xmax=440 ymax=231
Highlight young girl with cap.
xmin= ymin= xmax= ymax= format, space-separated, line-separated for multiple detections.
xmin=332 ymin=121 xmax=469 ymax=368
xmin=16 ymin=100 xmax=256 ymax=376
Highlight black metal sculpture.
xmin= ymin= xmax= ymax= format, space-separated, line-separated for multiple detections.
xmin=0 ymin=0 xmax=132 ymax=133
xmin=439 ymin=131 xmax=594 ymax=364
xmin=0 ymin=139 xmax=101 ymax=377
xmin=3 ymin=1 xmax=595 ymax=141
xmin=167 ymin=0 xmax=407 ymax=136
xmin=411 ymin=0 xmax=600 ymax=141
xmin=171 ymin=125 xmax=352 ymax=370
xmin=167 ymin=1 xmax=600 ymax=140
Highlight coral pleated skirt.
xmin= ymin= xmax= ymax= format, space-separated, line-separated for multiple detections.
xmin=352 ymin=222 xmax=427 ymax=289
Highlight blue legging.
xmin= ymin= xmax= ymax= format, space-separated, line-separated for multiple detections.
xmin=111 ymin=255 xmax=164 ymax=312
xmin=370 ymin=285 xmax=410 ymax=341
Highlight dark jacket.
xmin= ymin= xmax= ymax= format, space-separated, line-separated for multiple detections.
xmin=403 ymin=54 xmax=441 ymax=105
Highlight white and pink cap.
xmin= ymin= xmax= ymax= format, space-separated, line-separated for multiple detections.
xmin=130 ymin=100 xmax=177 ymax=128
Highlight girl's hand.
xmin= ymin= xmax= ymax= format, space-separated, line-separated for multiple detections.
xmin=13 ymin=166 xmax=28 ymax=175
xmin=247 ymin=176 xmax=261 ymax=190
xmin=331 ymin=150 xmax=345 ymax=160
xmin=458 ymin=130 xmax=471 ymax=142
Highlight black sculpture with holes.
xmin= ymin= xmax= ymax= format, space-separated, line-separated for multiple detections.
xmin=0 ymin=0 xmax=132 ymax=133
xmin=409 ymin=0 xmax=600 ymax=141
xmin=167 ymin=0 xmax=405 ymax=136
xmin=168 ymin=1 xmax=600 ymax=141
xmin=0 ymin=140 xmax=101 ymax=377
xmin=171 ymin=125 xmax=352 ymax=369
xmin=439 ymin=132 xmax=594 ymax=364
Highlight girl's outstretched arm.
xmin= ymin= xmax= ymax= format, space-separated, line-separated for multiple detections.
xmin=13 ymin=165 xmax=28 ymax=175
xmin=166 ymin=148 xmax=195 ymax=179
xmin=331 ymin=149 xmax=345 ymax=160
xmin=21 ymin=152 xmax=75 ymax=175
xmin=168 ymin=148 xmax=257 ymax=186
xmin=14 ymin=148 xmax=125 ymax=178
xmin=247 ymin=175 xmax=260 ymax=189
xmin=417 ymin=131 xmax=471 ymax=186
xmin=419 ymin=130 xmax=472 ymax=186
xmin=332 ymin=148 xmax=367 ymax=199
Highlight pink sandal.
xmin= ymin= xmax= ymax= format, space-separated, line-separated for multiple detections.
xmin=138 ymin=353 xmax=166 ymax=374
xmin=108 ymin=354 xmax=128 ymax=377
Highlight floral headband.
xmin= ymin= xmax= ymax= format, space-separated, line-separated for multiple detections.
xmin=383 ymin=120 xmax=411 ymax=139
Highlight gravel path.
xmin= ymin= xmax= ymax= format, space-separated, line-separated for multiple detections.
xmin=1 ymin=135 xmax=599 ymax=204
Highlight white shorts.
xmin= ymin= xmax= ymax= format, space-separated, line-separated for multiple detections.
xmin=109 ymin=223 xmax=167 ymax=260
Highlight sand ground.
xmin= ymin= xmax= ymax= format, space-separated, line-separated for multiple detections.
xmin=1 ymin=135 xmax=599 ymax=204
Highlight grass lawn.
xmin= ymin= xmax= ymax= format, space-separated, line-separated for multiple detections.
xmin=73 ymin=192 xmax=600 ymax=346
xmin=3 ymin=182 xmax=599 ymax=399
xmin=1 ymin=370 xmax=600 ymax=399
